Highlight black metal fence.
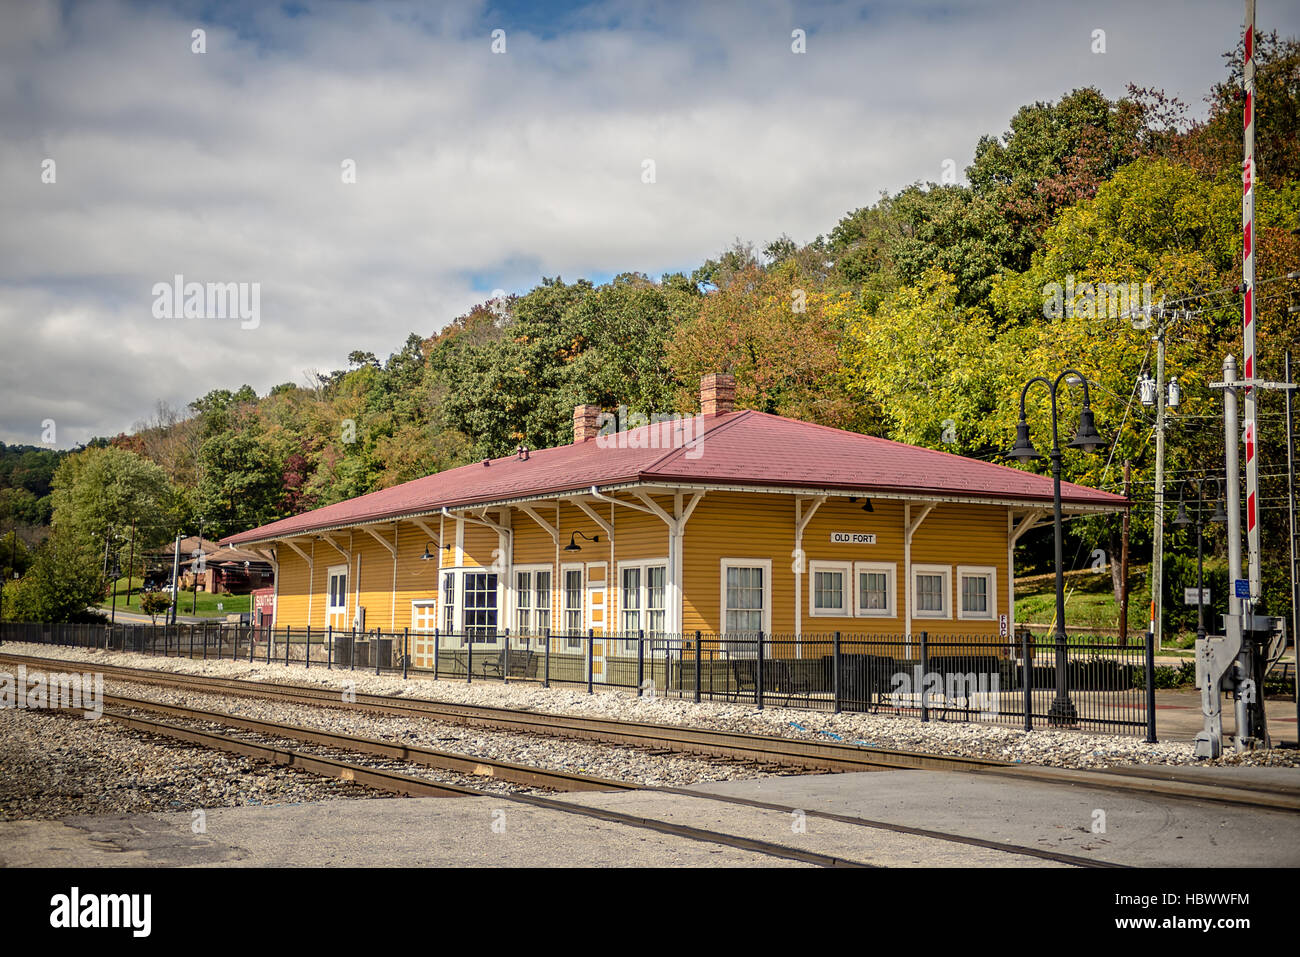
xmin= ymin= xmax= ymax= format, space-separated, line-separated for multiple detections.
xmin=0 ymin=621 xmax=1156 ymax=738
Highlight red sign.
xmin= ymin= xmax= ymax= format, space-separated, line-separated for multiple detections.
xmin=252 ymin=587 xmax=275 ymax=626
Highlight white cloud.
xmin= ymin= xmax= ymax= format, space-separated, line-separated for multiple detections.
xmin=1 ymin=0 xmax=1294 ymax=446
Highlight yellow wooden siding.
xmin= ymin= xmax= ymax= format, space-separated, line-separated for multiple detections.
xmin=681 ymin=491 xmax=795 ymax=634
xmin=261 ymin=491 xmax=1011 ymax=651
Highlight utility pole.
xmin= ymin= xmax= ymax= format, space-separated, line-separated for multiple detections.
xmin=167 ymin=533 xmax=181 ymax=626
xmin=1286 ymin=351 xmax=1298 ymax=745
xmin=1150 ymin=308 xmax=1167 ymax=650
xmin=1121 ymin=460 xmax=1131 ymax=647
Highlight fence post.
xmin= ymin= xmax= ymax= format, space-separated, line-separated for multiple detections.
xmin=466 ymin=631 xmax=473 ymax=684
xmin=305 ymin=624 xmax=311 ymax=670
xmin=189 ymin=625 xmax=193 ymax=659
xmin=636 ymin=629 xmax=645 ymax=697
xmin=433 ymin=628 xmax=440 ymax=679
xmin=327 ymin=625 xmax=333 ymax=669
xmin=266 ymin=624 xmax=273 ymax=665
xmin=403 ymin=627 xmax=409 ymax=680
xmin=285 ymin=625 xmax=291 ymax=667
xmin=375 ymin=628 xmax=381 ymax=676
xmin=756 ymin=631 xmax=765 ymax=710
xmin=833 ymin=631 xmax=842 ymax=714
xmin=1021 ymin=627 xmax=1033 ymax=732
xmin=502 ymin=628 xmax=510 ymax=686
xmin=694 ymin=631 xmax=701 ymax=704
xmin=586 ymin=629 xmax=594 ymax=695
xmin=350 ymin=627 xmax=356 ymax=671
xmin=1144 ymin=630 xmax=1158 ymax=743
xmin=920 ymin=631 xmax=929 ymax=723
xmin=543 ymin=628 xmax=551 ymax=688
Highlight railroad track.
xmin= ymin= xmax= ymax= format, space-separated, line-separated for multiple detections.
xmin=6 ymin=651 xmax=1298 ymax=816
xmin=74 ymin=692 xmax=1117 ymax=868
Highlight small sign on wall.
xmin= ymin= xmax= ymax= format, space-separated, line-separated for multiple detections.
xmin=999 ymin=614 xmax=1008 ymax=637
xmin=830 ymin=532 xmax=876 ymax=544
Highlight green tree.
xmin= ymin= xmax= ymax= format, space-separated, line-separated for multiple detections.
xmin=2 ymin=527 xmax=105 ymax=623
xmin=50 ymin=446 xmax=175 ymax=559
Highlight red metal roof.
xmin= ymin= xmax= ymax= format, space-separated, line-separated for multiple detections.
xmin=222 ymin=410 xmax=1127 ymax=546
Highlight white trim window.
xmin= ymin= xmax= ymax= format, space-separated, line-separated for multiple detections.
xmin=721 ymin=559 xmax=771 ymax=641
xmin=957 ymin=565 xmax=997 ymax=621
xmin=912 ymin=564 xmax=952 ymax=620
xmin=854 ymin=561 xmax=896 ymax=618
xmin=561 ymin=565 xmax=584 ymax=649
xmin=514 ymin=565 xmax=553 ymax=640
xmin=618 ymin=560 xmax=668 ymax=651
xmin=808 ymin=560 xmax=851 ymax=617
xmin=439 ymin=568 xmax=502 ymax=644
xmin=441 ymin=570 xmax=456 ymax=635
xmin=461 ymin=571 xmax=499 ymax=642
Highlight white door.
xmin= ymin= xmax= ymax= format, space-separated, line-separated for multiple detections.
xmin=586 ymin=562 xmax=607 ymax=681
xmin=326 ymin=565 xmax=348 ymax=631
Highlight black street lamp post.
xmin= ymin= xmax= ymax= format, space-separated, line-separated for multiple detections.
xmin=1007 ymin=368 xmax=1107 ymax=727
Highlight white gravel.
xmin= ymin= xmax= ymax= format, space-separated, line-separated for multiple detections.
xmin=5 ymin=641 xmax=1297 ymax=770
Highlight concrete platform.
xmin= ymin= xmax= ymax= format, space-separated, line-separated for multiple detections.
xmin=2 ymin=767 xmax=1297 ymax=868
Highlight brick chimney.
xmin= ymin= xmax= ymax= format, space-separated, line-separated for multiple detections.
xmin=700 ymin=373 xmax=736 ymax=416
xmin=573 ymin=404 xmax=601 ymax=443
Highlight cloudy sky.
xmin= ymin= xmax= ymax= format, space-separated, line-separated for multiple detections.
xmin=3 ymin=0 xmax=1297 ymax=449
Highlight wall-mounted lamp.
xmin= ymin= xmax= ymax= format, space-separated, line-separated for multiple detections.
xmin=420 ymin=541 xmax=445 ymax=561
xmin=563 ymin=531 xmax=600 ymax=552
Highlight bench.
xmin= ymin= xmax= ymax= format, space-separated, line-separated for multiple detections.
xmin=483 ymin=649 xmax=538 ymax=679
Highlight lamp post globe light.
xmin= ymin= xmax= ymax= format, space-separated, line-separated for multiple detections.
xmin=1006 ymin=368 xmax=1108 ymax=727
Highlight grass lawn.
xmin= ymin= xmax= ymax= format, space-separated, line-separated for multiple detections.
xmin=1013 ymin=564 xmax=1202 ymax=647
xmin=99 ymin=579 xmax=251 ymax=619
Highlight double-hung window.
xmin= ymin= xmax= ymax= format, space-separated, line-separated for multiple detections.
xmin=514 ymin=567 xmax=553 ymax=641
xmin=721 ymin=559 xmax=770 ymax=653
xmin=562 ymin=567 xmax=584 ymax=649
xmin=618 ymin=561 xmax=668 ymax=652
xmin=956 ymin=566 xmax=997 ymax=621
xmin=808 ymin=561 xmax=851 ymax=617
xmin=912 ymin=564 xmax=952 ymax=620
xmin=854 ymin=562 xmax=896 ymax=618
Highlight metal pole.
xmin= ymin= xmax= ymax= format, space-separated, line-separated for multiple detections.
xmin=586 ymin=629 xmax=594 ymax=695
xmin=1120 ymin=460 xmax=1131 ymax=646
xmin=166 ymin=532 xmax=180 ymax=625
xmin=543 ymin=627 xmax=550 ymax=688
xmin=403 ymin=627 xmax=409 ymax=680
xmin=636 ymin=629 xmax=645 ymax=697
xmin=1243 ymin=0 xmax=1261 ymax=608
xmin=832 ymin=630 xmax=841 ymax=714
xmin=1287 ymin=350 xmax=1299 ymax=745
xmin=1021 ymin=626 xmax=1033 ymax=732
xmin=1151 ymin=318 xmax=1166 ymax=650
xmin=920 ymin=630 xmax=929 ymax=723
xmin=1145 ymin=626 xmax=1157 ymax=743
xmin=1196 ymin=505 xmax=1206 ymax=644
xmin=755 ymin=631 xmax=764 ymax=710
xmin=1049 ymin=408 xmax=1077 ymax=725
xmin=693 ymin=630 xmax=701 ymax=704
xmin=327 ymin=624 xmax=332 ymax=669
xmin=305 ymin=624 xmax=311 ymax=670
xmin=433 ymin=627 xmax=440 ymax=678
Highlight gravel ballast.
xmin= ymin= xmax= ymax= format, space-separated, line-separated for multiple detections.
xmin=0 ymin=707 xmax=378 ymax=822
xmin=7 ymin=640 xmax=1294 ymax=770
